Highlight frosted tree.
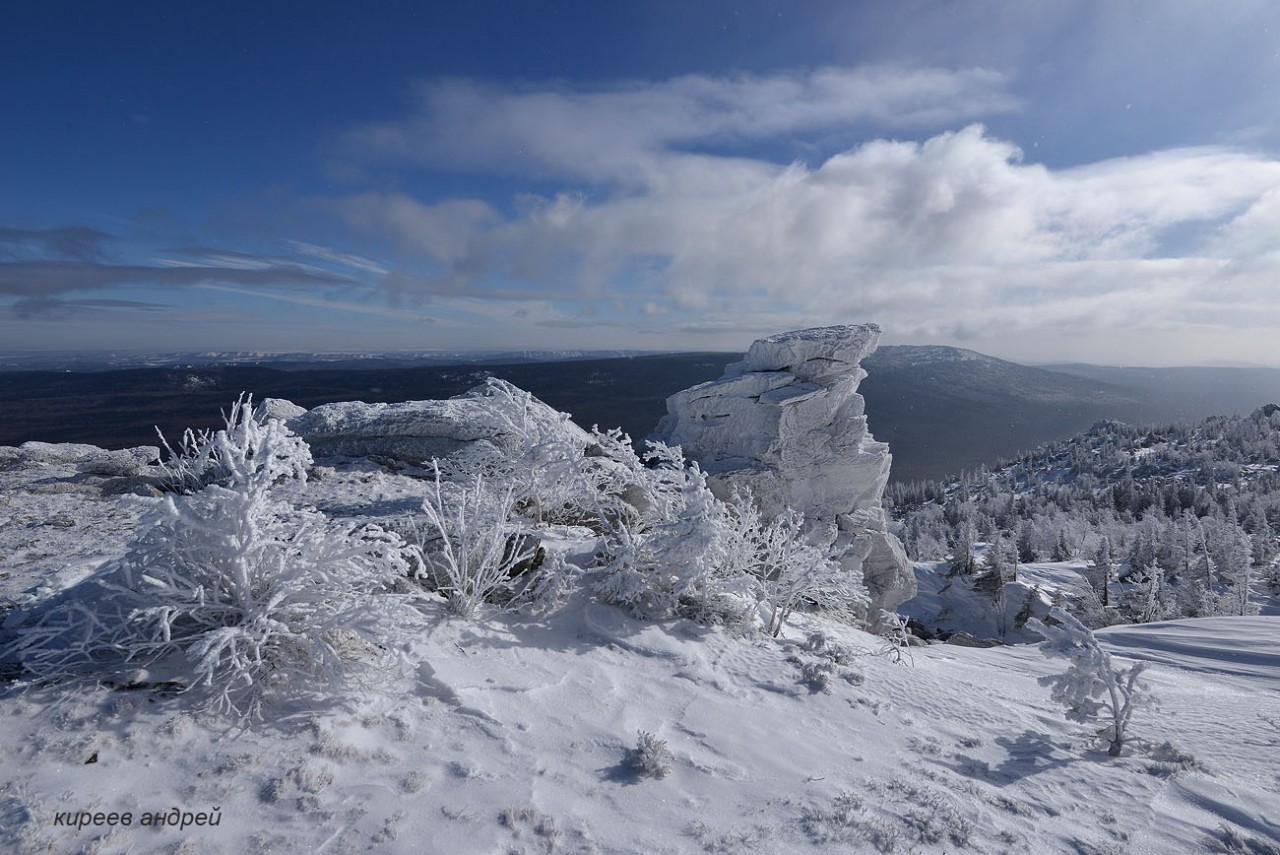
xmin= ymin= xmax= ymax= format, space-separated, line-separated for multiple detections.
xmin=1026 ymin=608 xmax=1148 ymax=757
xmin=1125 ymin=562 xmax=1172 ymax=624
xmin=949 ymin=521 xmax=977 ymax=575
xmin=1204 ymin=517 xmax=1256 ymax=616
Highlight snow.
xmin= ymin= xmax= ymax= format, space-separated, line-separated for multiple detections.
xmin=2 ymin=451 xmax=1279 ymax=854
xmin=900 ymin=556 xmax=1070 ymax=645
xmin=741 ymin=324 xmax=881 ymax=381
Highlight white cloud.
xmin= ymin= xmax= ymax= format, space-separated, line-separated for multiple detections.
xmin=1205 ymin=188 xmax=1280 ymax=260
xmin=194 ymin=283 xmax=435 ymax=321
xmin=329 ymin=67 xmax=1280 ymax=362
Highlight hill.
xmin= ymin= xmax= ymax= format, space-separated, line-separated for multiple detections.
xmin=859 ymin=346 xmax=1146 ymax=482
xmin=888 ymin=405 xmax=1280 ymax=628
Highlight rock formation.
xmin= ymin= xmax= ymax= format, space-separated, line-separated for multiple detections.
xmin=286 ymin=378 xmax=591 ymax=465
xmin=655 ymin=324 xmax=915 ymax=617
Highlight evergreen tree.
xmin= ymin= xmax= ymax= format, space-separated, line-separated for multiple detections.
xmin=1091 ymin=536 xmax=1113 ymax=609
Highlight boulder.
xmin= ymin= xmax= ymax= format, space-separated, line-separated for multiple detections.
xmin=287 ymin=378 xmax=591 ymax=465
xmin=8 ymin=441 xmax=160 ymax=476
xmin=255 ymin=397 xmax=308 ymax=423
xmin=655 ymin=324 xmax=915 ymax=617
xmin=77 ymin=446 xmax=161 ymax=477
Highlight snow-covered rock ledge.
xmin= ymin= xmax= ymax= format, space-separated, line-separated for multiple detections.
xmin=656 ymin=324 xmax=915 ymax=617
xmin=285 ymin=378 xmax=591 ymax=464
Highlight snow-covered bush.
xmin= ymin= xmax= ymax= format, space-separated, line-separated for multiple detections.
xmin=587 ymin=435 xmax=692 ymax=535
xmin=627 ymin=730 xmax=673 ymax=779
xmin=596 ymin=462 xmax=755 ymax=624
xmin=726 ymin=494 xmax=868 ymax=637
xmin=157 ymin=393 xmax=311 ymax=493
xmin=6 ymin=414 xmax=410 ymax=721
xmin=406 ymin=461 xmax=541 ymax=618
xmin=432 ymin=379 xmax=603 ymax=527
xmin=1026 ymin=607 xmax=1148 ymax=757
xmin=597 ymin=466 xmax=868 ymax=633
xmin=875 ymin=611 xmax=915 ymax=665
xmin=427 ymin=382 xmax=695 ymax=544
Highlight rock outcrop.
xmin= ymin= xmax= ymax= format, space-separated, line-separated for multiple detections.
xmin=0 ymin=442 xmax=160 ymax=476
xmin=286 ymin=378 xmax=591 ymax=465
xmin=0 ymin=442 xmax=162 ymax=497
xmin=655 ymin=324 xmax=915 ymax=617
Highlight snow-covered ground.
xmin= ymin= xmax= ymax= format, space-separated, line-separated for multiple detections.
xmin=2 ymin=455 xmax=1279 ymax=854
xmin=899 ymin=552 xmax=1082 ymax=645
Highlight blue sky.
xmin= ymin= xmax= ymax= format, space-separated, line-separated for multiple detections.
xmin=3 ymin=1 xmax=1280 ymax=365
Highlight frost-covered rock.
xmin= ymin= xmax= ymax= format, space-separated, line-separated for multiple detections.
xmin=2 ymin=441 xmax=160 ymax=476
xmin=255 ymin=397 xmax=308 ymax=423
xmin=739 ymin=323 xmax=881 ymax=382
xmin=77 ymin=446 xmax=161 ymax=477
xmin=655 ymin=324 xmax=915 ymax=617
xmin=287 ymin=379 xmax=592 ymax=465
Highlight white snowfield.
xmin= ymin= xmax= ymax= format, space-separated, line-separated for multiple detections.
xmin=1 ymin=452 xmax=1278 ymax=855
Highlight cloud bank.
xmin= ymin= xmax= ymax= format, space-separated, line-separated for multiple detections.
xmin=331 ymin=65 xmax=1280 ymax=361
xmin=339 ymin=65 xmax=1019 ymax=185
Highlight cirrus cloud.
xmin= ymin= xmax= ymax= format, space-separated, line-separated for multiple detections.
xmin=336 ymin=65 xmax=1019 ymax=186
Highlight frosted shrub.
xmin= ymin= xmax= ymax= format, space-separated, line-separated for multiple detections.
xmin=627 ymin=730 xmax=673 ymax=779
xmin=597 ymin=467 xmax=869 ymax=632
xmin=438 ymin=382 xmax=688 ymax=539
xmin=596 ymin=463 xmax=755 ymax=625
xmin=725 ymin=493 xmax=869 ymax=636
xmin=435 ymin=379 xmax=602 ymax=526
xmin=1027 ymin=607 xmax=1148 ymax=757
xmin=407 ymin=461 xmax=540 ymax=618
xmin=594 ymin=436 xmax=692 ymax=534
xmin=6 ymin=417 xmax=410 ymax=721
xmin=157 ymin=393 xmax=311 ymax=494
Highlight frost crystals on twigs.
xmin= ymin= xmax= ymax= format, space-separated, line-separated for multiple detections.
xmin=156 ymin=392 xmax=311 ymax=494
xmin=1027 ymin=607 xmax=1148 ymax=757
xmin=6 ymin=401 xmax=408 ymax=723
xmin=408 ymin=461 xmax=540 ymax=618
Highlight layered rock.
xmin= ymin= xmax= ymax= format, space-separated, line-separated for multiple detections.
xmin=1 ymin=441 xmax=159 ymax=475
xmin=655 ymin=324 xmax=915 ymax=616
xmin=286 ymin=378 xmax=591 ymax=465
xmin=0 ymin=442 xmax=162 ymax=498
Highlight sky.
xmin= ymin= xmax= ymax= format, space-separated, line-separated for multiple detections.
xmin=2 ymin=1 xmax=1280 ymax=366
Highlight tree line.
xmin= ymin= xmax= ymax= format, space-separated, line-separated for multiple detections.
xmin=887 ymin=405 xmax=1280 ymax=624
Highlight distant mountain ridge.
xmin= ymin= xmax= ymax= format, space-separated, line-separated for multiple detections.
xmin=859 ymin=345 xmax=1147 ymax=481
xmin=860 ymin=346 xmax=1280 ymax=481
xmin=0 ymin=349 xmax=667 ymax=372
xmin=1043 ymin=362 xmax=1280 ymax=426
xmin=2 ymin=345 xmax=1277 ymax=484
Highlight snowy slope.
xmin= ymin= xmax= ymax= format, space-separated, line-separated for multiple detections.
xmin=898 ymin=553 xmax=1086 ymax=645
xmin=2 ymin=456 xmax=1279 ymax=854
